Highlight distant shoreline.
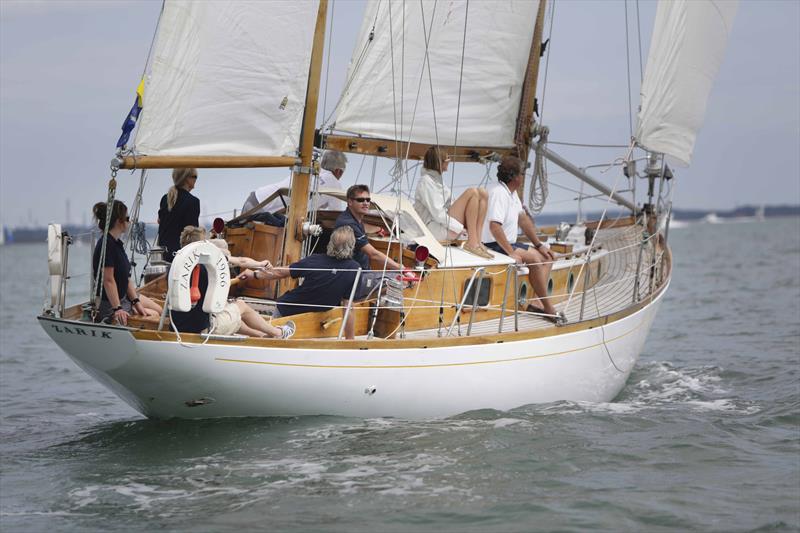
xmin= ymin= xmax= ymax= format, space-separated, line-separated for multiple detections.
xmin=2 ymin=204 xmax=798 ymax=244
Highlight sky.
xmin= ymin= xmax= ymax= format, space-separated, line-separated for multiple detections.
xmin=0 ymin=0 xmax=798 ymax=229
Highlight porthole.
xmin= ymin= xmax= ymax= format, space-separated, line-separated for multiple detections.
xmin=517 ymin=283 xmax=528 ymax=307
xmin=567 ymin=272 xmax=575 ymax=292
xmin=547 ymin=277 xmax=554 ymax=295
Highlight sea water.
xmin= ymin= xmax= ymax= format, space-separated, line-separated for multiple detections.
xmin=1 ymin=219 xmax=798 ymax=532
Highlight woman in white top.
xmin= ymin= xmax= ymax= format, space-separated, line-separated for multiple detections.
xmin=413 ymin=146 xmax=492 ymax=259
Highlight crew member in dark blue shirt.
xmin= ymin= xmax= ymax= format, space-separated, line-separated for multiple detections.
xmin=239 ymin=226 xmax=363 ymax=339
xmin=158 ymin=168 xmax=200 ymax=262
xmin=92 ymin=200 xmax=162 ymax=324
xmin=332 ymin=185 xmax=403 ymax=299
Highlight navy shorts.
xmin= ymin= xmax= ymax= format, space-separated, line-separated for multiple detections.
xmin=483 ymin=241 xmax=530 ymax=255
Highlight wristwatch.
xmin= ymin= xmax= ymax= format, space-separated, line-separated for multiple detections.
xmin=533 ymin=242 xmax=542 ymax=249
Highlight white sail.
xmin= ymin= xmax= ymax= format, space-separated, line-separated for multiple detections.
xmin=134 ymin=0 xmax=320 ymax=157
xmin=333 ymin=0 xmax=539 ymax=148
xmin=635 ymin=0 xmax=737 ymax=166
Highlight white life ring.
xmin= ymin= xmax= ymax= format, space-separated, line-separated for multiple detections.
xmin=168 ymin=241 xmax=230 ymax=313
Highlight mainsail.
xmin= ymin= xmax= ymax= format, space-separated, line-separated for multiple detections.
xmin=635 ymin=0 xmax=738 ymax=166
xmin=333 ymin=0 xmax=540 ymax=149
xmin=133 ymin=0 xmax=320 ymax=158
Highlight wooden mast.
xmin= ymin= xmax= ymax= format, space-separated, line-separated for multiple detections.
xmin=281 ymin=0 xmax=328 ymax=286
xmin=514 ymin=0 xmax=548 ymax=200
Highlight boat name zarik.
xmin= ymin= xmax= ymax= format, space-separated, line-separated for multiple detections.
xmin=49 ymin=324 xmax=112 ymax=339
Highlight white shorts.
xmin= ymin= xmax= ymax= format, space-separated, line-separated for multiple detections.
xmin=211 ymin=301 xmax=242 ymax=335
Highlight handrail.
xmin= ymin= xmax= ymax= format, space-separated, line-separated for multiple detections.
xmin=446 ymin=267 xmax=485 ymax=337
xmin=338 ymin=268 xmax=362 ymax=340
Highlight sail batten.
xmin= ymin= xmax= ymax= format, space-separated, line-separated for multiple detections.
xmin=635 ymin=0 xmax=738 ymax=167
xmin=133 ymin=0 xmax=320 ymax=158
xmin=333 ymin=0 xmax=540 ymax=149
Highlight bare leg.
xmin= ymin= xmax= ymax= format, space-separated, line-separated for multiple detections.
xmin=138 ymin=294 xmax=162 ymax=316
xmin=476 ymin=188 xmax=488 ymax=242
xmin=448 ymin=189 xmax=482 ymax=247
xmin=523 ymin=249 xmax=555 ymax=314
xmin=236 ymin=300 xmax=283 ymax=337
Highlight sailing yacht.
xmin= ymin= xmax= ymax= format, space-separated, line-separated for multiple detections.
xmin=38 ymin=0 xmax=737 ymax=419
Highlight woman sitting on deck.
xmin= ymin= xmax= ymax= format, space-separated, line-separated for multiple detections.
xmin=92 ymin=200 xmax=162 ymax=325
xmin=414 ymin=146 xmax=492 ymax=259
xmin=173 ymin=226 xmax=295 ymax=339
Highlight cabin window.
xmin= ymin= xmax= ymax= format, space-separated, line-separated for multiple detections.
xmin=547 ymin=277 xmax=554 ymax=295
xmin=517 ymin=283 xmax=528 ymax=307
xmin=567 ymin=272 xmax=575 ymax=293
xmin=463 ymin=278 xmax=490 ymax=307
xmin=597 ymin=261 xmax=602 ymax=279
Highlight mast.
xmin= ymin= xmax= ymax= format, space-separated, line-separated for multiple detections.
xmin=514 ymin=0 xmax=547 ymax=200
xmin=282 ymin=0 xmax=328 ymax=282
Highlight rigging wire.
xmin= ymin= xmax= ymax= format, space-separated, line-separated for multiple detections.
xmin=624 ymin=0 xmax=634 ymax=138
xmin=635 ymin=0 xmax=644 ymax=83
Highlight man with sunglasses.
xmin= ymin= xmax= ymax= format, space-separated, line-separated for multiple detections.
xmin=334 ymin=185 xmax=403 ymax=299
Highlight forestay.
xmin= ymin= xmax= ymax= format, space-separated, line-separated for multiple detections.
xmin=333 ymin=0 xmax=539 ymax=148
xmin=635 ymin=0 xmax=737 ymax=167
xmin=134 ymin=0 xmax=320 ymax=157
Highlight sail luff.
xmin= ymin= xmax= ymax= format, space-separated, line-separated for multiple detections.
xmin=282 ymin=0 xmax=329 ymax=280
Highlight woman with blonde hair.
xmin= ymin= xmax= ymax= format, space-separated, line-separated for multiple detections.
xmin=414 ymin=146 xmax=492 ymax=259
xmin=170 ymin=226 xmax=295 ymax=339
xmin=157 ymin=168 xmax=200 ymax=262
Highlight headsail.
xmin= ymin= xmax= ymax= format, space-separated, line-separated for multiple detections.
xmin=332 ymin=0 xmax=540 ymax=149
xmin=133 ymin=0 xmax=320 ymax=158
xmin=635 ymin=0 xmax=738 ymax=166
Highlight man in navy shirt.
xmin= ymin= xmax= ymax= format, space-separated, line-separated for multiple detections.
xmin=241 ymin=226 xmax=363 ymax=339
xmin=334 ymin=184 xmax=403 ymax=299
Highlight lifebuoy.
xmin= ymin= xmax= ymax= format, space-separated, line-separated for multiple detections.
xmin=168 ymin=241 xmax=230 ymax=313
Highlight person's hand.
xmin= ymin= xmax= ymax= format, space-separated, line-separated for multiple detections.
xmin=539 ymin=245 xmax=555 ymax=261
xmin=133 ymin=301 xmax=146 ymax=316
xmin=258 ymin=260 xmax=273 ymax=269
xmin=113 ymin=307 xmax=130 ymax=326
xmin=510 ymin=250 xmax=524 ymax=264
xmin=238 ymin=269 xmax=255 ymax=281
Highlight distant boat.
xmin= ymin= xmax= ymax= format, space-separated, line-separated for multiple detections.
xmin=701 ymin=213 xmax=722 ymax=224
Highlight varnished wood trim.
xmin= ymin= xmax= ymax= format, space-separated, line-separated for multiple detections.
xmin=119 ymin=156 xmax=298 ymax=169
xmin=131 ymin=250 xmax=671 ymax=350
xmin=322 ymin=134 xmax=513 ymax=161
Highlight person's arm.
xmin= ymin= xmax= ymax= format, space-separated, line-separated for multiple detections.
xmin=238 ymin=265 xmax=290 ymax=282
xmin=189 ymin=195 xmax=200 ymax=226
xmin=228 ymin=256 xmax=271 ymax=270
xmin=126 ymin=278 xmax=147 ymax=316
xmin=102 ymin=267 xmax=129 ymax=325
xmin=417 ymin=178 xmax=464 ymax=235
xmin=519 ymin=213 xmax=554 ymax=261
xmin=489 ymin=222 xmax=521 ymax=262
xmin=362 ymin=243 xmax=402 ymax=271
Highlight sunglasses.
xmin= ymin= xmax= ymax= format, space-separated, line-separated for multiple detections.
xmin=351 ymin=197 xmax=371 ymax=203
xmin=124 ymin=216 xmax=130 ymax=222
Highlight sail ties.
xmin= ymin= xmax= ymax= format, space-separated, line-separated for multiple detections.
xmin=528 ymin=124 xmax=549 ymax=214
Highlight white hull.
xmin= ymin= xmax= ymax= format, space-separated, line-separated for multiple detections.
xmin=38 ymin=285 xmax=665 ymax=419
